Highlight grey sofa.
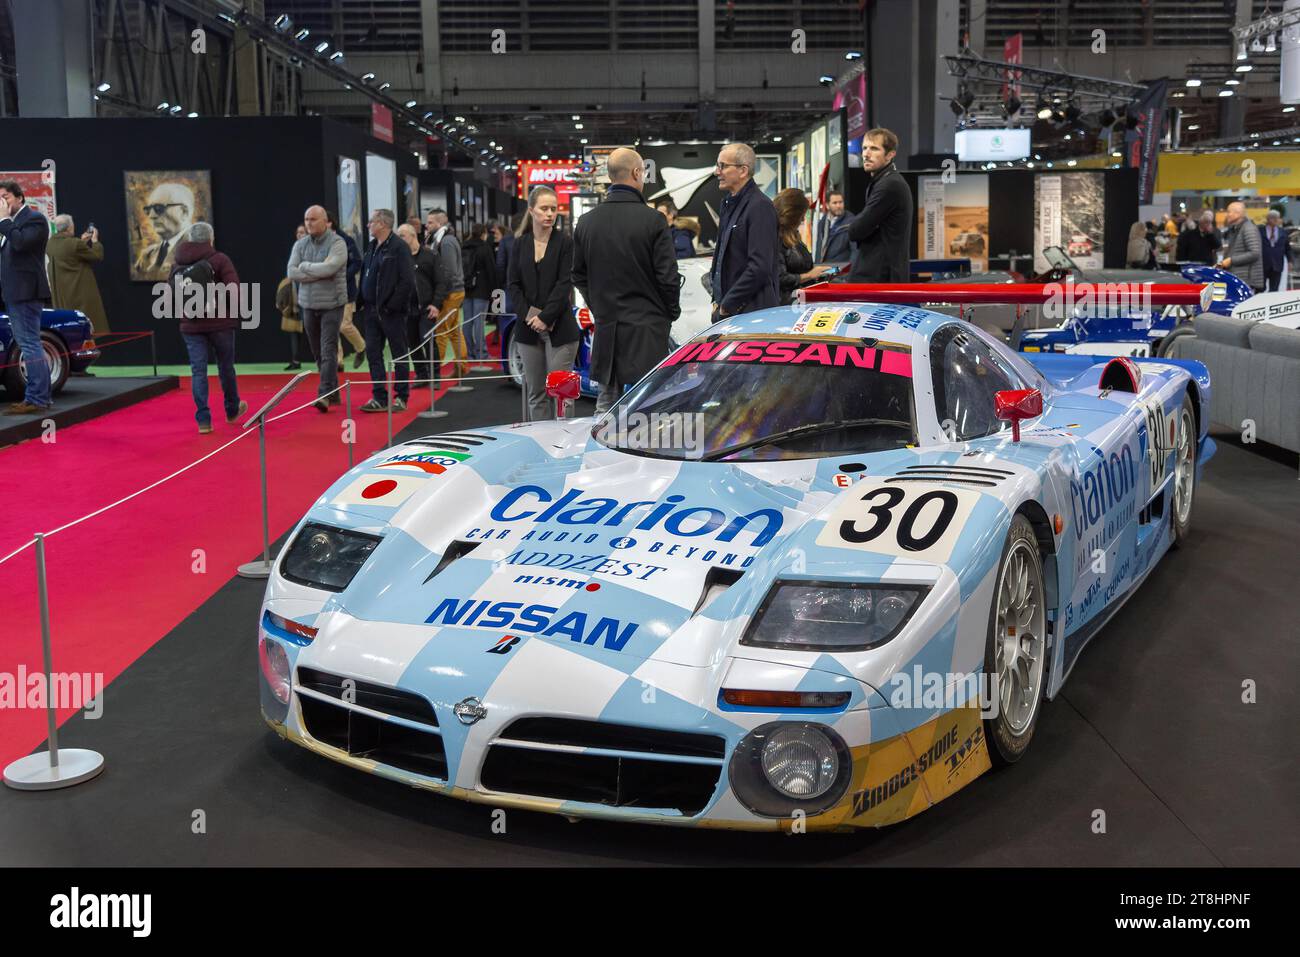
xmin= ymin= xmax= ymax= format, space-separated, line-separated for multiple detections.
xmin=1165 ymin=313 xmax=1300 ymax=455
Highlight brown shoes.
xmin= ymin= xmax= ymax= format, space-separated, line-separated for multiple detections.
xmin=226 ymin=400 xmax=249 ymax=424
xmin=4 ymin=401 xmax=52 ymax=416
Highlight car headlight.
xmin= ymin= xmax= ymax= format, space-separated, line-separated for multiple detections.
xmin=729 ymin=722 xmax=851 ymax=817
xmin=259 ymin=635 xmax=291 ymax=705
xmin=280 ymin=523 xmax=382 ymax=592
xmin=741 ymin=581 xmax=928 ymax=652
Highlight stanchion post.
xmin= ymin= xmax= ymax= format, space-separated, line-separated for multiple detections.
xmin=447 ymin=307 xmax=473 ymax=393
xmin=237 ymin=370 xmax=310 ymax=579
xmin=256 ymin=418 xmax=270 ymax=566
xmin=150 ymin=331 xmax=158 ymax=378
xmin=345 ymin=378 xmax=354 ymax=468
xmin=418 ymin=326 xmax=448 ymax=419
xmin=3 ymin=534 xmax=106 ymax=790
xmin=386 ymin=367 xmax=394 ymax=447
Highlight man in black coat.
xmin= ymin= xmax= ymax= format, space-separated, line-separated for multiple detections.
xmin=0 ymin=180 xmax=54 ymax=413
xmin=356 ymin=209 xmax=415 ymax=412
xmin=709 ymin=142 xmax=780 ymax=322
xmin=847 ymin=129 xmax=913 ymax=283
xmin=574 ymin=147 xmax=681 ymax=413
xmin=1176 ymin=211 xmax=1221 ymax=266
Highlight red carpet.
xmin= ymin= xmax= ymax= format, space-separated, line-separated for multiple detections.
xmin=0 ymin=370 xmax=467 ymax=767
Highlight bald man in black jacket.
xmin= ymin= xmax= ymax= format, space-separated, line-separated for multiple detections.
xmin=847 ymin=129 xmax=913 ymax=283
xmin=573 ymin=147 xmax=681 ymax=413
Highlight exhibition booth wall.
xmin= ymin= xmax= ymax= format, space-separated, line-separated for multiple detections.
xmin=1 ymin=116 xmax=422 ymax=365
xmin=901 ymin=166 xmax=1141 ymax=272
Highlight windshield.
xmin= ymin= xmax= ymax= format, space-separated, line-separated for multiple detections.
xmin=591 ymin=336 xmax=916 ymax=461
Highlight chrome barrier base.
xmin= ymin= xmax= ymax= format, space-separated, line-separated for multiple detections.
xmin=4 ymin=749 xmax=105 ymax=791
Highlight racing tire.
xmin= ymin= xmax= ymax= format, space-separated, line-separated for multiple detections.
xmin=983 ymin=514 xmax=1048 ymax=767
xmin=1155 ymin=325 xmax=1196 ymax=358
xmin=4 ymin=333 xmax=69 ymax=397
xmin=507 ymin=333 xmax=525 ymax=388
xmin=1170 ymin=393 xmax=1197 ymax=549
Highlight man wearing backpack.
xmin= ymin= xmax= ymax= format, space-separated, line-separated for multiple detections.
xmin=169 ymin=223 xmax=247 ymax=434
xmin=288 ymin=205 xmax=349 ymax=412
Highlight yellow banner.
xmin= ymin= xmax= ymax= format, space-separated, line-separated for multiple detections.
xmin=1157 ymin=152 xmax=1300 ymax=193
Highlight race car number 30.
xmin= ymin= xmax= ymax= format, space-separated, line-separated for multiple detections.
xmin=816 ymin=482 xmax=983 ymax=564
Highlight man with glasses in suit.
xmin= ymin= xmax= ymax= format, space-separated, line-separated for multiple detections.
xmin=132 ymin=182 xmax=194 ymax=280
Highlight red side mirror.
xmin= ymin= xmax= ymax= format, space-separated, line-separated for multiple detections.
xmin=545 ymin=370 xmax=582 ymax=400
xmin=545 ymin=369 xmax=582 ymax=419
xmin=994 ymin=388 xmax=1043 ymax=442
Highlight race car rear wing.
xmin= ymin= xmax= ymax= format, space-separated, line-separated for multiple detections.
xmin=796 ymin=281 xmax=1214 ymax=312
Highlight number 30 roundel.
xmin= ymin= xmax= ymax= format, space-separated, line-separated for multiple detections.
xmin=815 ymin=481 xmax=984 ymax=565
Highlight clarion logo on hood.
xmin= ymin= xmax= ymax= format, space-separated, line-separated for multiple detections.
xmin=488 ymin=485 xmax=784 ymax=547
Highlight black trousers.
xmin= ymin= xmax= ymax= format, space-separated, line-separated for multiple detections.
xmin=1264 ymin=269 xmax=1282 ymax=292
xmin=363 ymin=308 xmax=410 ymax=403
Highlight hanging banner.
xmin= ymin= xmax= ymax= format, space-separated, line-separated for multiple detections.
xmin=1125 ymin=78 xmax=1167 ymax=204
xmin=834 ymin=71 xmax=868 ymax=141
xmin=1002 ymin=33 xmax=1023 ymax=100
xmin=371 ymin=103 xmax=394 ymax=144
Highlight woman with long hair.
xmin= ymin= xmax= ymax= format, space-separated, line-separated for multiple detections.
xmin=507 ymin=186 xmax=579 ymax=420
xmin=773 ymin=188 xmax=825 ymax=305
xmin=1126 ymin=221 xmax=1154 ymax=268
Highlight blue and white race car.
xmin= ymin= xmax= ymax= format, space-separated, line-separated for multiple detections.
xmin=257 ymin=288 xmax=1212 ymax=831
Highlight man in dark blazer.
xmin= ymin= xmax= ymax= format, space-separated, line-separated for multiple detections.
xmin=709 ymin=142 xmax=779 ymax=322
xmin=814 ymin=190 xmax=854 ymax=263
xmin=356 ymin=208 xmax=415 ymax=412
xmin=0 ymin=180 xmax=54 ymax=413
xmin=847 ymin=129 xmax=913 ymax=283
xmin=1260 ymin=209 xmax=1288 ymax=292
xmin=574 ymin=147 xmax=681 ymax=413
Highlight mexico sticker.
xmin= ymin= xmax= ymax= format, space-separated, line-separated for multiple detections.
xmin=376 ymin=448 xmax=472 ymax=473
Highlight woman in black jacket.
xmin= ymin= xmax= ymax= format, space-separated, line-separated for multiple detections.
xmin=507 ymin=186 xmax=579 ymax=420
xmin=461 ymin=223 xmax=497 ymax=365
xmin=773 ymin=188 xmax=826 ymax=305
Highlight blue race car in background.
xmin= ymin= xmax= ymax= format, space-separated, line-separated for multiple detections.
xmin=0 ymin=298 xmax=100 ymax=397
xmin=1018 ymin=264 xmax=1250 ymax=358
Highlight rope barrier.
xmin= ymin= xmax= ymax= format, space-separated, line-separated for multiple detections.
xmin=0 ymin=329 xmax=157 ymax=373
xmin=0 ymin=361 xmax=528 ymax=569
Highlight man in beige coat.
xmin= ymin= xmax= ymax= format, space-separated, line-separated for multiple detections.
xmin=47 ymin=214 xmax=109 ymax=335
